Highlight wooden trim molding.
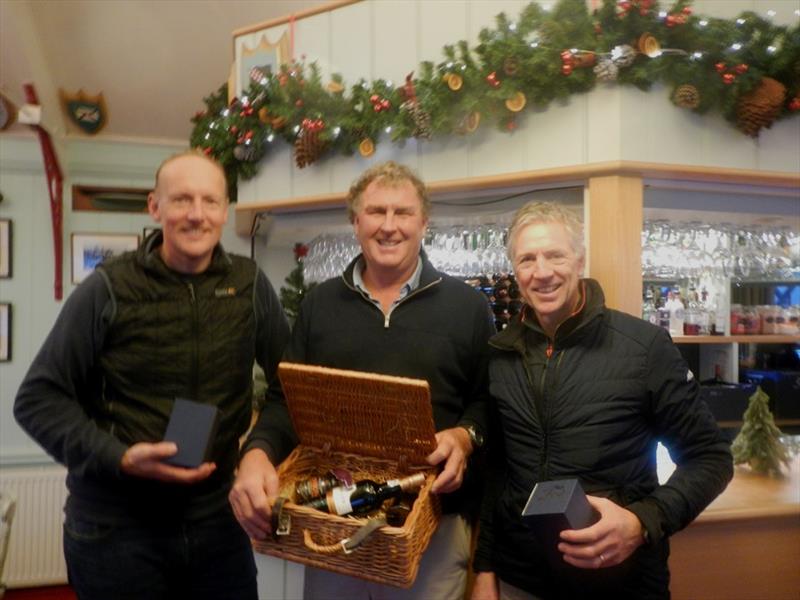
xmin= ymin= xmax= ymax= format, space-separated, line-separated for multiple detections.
xmin=234 ymin=161 xmax=800 ymax=236
xmin=232 ymin=0 xmax=362 ymax=38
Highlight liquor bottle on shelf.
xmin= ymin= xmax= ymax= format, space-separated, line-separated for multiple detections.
xmin=683 ymin=285 xmax=702 ymax=336
xmin=642 ymin=286 xmax=658 ymax=325
xmin=302 ymin=473 xmax=426 ymax=517
xmin=666 ymin=287 xmax=685 ymax=337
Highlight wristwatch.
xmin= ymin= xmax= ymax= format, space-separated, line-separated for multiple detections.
xmin=461 ymin=424 xmax=485 ymax=449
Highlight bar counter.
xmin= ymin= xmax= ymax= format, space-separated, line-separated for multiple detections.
xmin=669 ymin=455 xmax=800 ymax=600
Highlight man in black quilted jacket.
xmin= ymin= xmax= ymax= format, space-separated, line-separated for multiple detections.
xmin=15 ymin=151 xmax=290 ymax=600
xmin=471 ymin=201 xmax=733 ymax=600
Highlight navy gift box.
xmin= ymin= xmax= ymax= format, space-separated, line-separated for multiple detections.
xmin=162 ymin=398 xmax=220 ymax=468
xmin=521 ymin=478 xmax=598 ymax=565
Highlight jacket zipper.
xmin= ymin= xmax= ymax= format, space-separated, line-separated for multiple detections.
xmin=343 ymin=275 xmax=442 ymax=328
xmin=187 ymin=282 xmax=199 ymax=400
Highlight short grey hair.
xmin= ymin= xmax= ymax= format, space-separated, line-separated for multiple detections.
xmin=507 ymin=201 xmax=585 ymax=261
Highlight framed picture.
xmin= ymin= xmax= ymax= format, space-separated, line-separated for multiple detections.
xmin=0 ymin=219 xmax=11 ymax=278
xmin=71 ymin=233 xmax=139 ymax=284
xmin=0 ymin=303 xmax=10 ymax=362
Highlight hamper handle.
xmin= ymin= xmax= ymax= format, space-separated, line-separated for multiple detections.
xmin=303 ymin=518 xmax=387 ymax=555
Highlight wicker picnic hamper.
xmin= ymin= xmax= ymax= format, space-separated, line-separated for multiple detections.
xmin=252 ymin=362 xmax=442 ymax=588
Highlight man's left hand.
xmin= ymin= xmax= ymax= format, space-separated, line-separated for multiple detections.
xmin=425 ymin=427 xmax=472 ymax=494
xmin=557 ymin=495 xmax=645 ymax=569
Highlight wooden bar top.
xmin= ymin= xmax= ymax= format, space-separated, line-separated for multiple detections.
xmin=696 ymin=455 xmax=800 ymax=523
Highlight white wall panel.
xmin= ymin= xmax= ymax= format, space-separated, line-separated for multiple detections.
xmin=295 ymin=10 xmax=332 ymax=80
xmin=373 ymin=1 xmax=420 ymax=87
xmin=330 ymin=2 xmax=372 ymax=84
xmin=524 ymin=97 xmax=587 ymax=169
xmin=758 ymin=118 xmax=800 ymax=173
xmin=586 ymin=86 xmax=622 ymax=163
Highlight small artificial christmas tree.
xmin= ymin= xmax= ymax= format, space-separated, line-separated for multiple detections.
xmin=279 ymin=243 xmax=315 ymax=325
xmin=731 ymin=386 xmax=791 ymax=478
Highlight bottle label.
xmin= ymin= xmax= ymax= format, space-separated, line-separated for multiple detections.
xmin=329 ymin=487 xmax=354 ymax=516
xmin=385 ymin=479 xmax=400 ymax=488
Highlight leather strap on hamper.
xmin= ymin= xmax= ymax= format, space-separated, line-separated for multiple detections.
xmin=303 ymin=517 xmax=387 ymax=555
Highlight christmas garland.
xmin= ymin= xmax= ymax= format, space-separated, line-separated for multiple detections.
xmin=189 ymin=0 xmax=800 ymax=195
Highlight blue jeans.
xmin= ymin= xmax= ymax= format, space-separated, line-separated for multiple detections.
xmin=63 ymin=508 xmax=257 ymax=600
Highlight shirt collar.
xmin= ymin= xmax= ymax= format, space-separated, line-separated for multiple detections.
xmin=352 ymin=255 xmax=423 ymax=302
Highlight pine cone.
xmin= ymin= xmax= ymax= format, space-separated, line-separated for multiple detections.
xmin=294 ymin=129 xmax=325 ymax=168
xmin=736 ymin=77 xmax=787 ymax=138
xmin=673 ymin=84 xmax=700 ymax=109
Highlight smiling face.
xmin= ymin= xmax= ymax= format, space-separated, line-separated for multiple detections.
xmin=512 ymin=221 xmax=585 ymax=337
xmin=352 ymin=178 xmax=428 ymax=285
xmin=147 ymin=154 xmax=228 ymax=274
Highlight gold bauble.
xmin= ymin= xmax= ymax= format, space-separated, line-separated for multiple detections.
xmin=258 ymin=107 xmax=270 ymax=123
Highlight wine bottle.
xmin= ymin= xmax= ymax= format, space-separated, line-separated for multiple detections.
xmin=303 ymin=473 xmax=426 ymax=517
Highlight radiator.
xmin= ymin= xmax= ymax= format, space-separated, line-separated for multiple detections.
xmin=0 ymin=464 xmax=68 ymax=588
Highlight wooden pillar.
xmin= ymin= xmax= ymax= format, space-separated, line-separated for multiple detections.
xmin=585 ymin=175 xmax=643 ymax=317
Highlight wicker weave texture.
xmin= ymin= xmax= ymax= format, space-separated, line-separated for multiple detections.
xmin=253 ymin=446 xmax=441 ymax=588
xmin=278 ymin=362 xmax=437 ymax=464
xmin=252 ymin=363 xmax=442 ymax=588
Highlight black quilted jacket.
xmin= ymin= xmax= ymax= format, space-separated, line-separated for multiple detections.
xmin=473 ymin=278 xmax=732 ymax=599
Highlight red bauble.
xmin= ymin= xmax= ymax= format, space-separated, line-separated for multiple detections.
xmin=203 ymin=147 xmax=213 ymax=156
xmin=370 ymin=94 xmax=379 ymax=103
xmin=381 ymin=99 xmax=391 ymax=110
xmin=561 ymin=50 xmax=574 ymax=65
xmin=245 ymin=130 xmax=253 ymax=140
xmin=735 ymin=63 xmax=749 ymax=74
xmin=229 ymin=125 xmax=239 ymax=135
xmin=295 ymin=99 xmax=304 ymax=107
xmin=561 ymin=64 xmax=573 ymax=76
xmin=666 ymin=14 xmax=676 ymax=27
xmin=681 ymin=6 xmax=692 ymax=15
xmin=715 ymin=62 xmax=727 ymax=73
xmin=789 ymin=97 xmax=800 ymax=111
xmin=722 ymin=73 xmax=735 ymax=85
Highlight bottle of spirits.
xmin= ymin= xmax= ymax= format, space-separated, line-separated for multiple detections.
xmin=683 ymin=285 xmax=701 ymax=335
xmin=303 ymin=473 xmax=426 ymax=517
xmin=666 ymin=288 xmax=685 ymax=337
xmin=295 ymin=469 xmax=353 ymax=503
xmin=642 ymin=286 xmax=658 ymax=325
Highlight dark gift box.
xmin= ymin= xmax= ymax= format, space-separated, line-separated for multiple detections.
xmin=162 ymin=398 xmax=220 ymax=468
xmin=521 ymin=478 xmax=598 ymax=565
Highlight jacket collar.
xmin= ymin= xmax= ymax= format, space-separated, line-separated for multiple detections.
xmin=490 ymin=278 xmax=606 ymax=352
xmin=138 ymin=229 xmax=232 ymax=277
xmin=342 ymin=248 xmax=440 ymax=289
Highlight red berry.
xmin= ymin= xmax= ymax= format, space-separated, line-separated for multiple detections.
xmin=722 ymin=73 xmax=735 ymax=85
xmin=735 ymin=63 xmax=749 ymax=74
xmin=370 ymin=94 xmax=379 ymax=103
xmin=682 ymin=6 xmax=692 ymax=15
xmin=715 ymin=62 xmax=727 ymax=73
xmin=561 ymin=64 xmax=573 ymax=76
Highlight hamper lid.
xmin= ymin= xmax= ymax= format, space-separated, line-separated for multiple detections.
xmin=278 ymin=362 xmax=437 ymax=465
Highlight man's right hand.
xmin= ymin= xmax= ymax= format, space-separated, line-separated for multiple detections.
xmin=471 ymin=572 xmax=499 ymax=600
xmin=120 ymin=441 xmax=216 ymax=483
xmin=229 ymin=448 xmax=280 ymax=540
